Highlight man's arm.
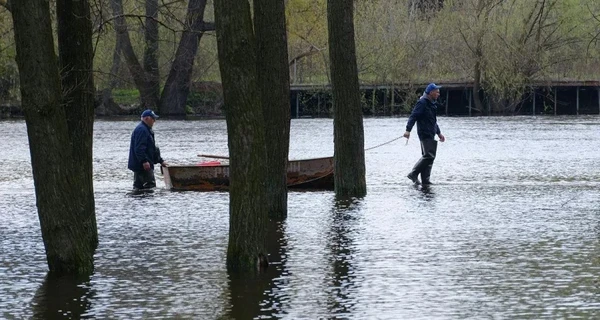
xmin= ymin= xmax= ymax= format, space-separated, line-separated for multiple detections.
xmin=405 ymin=100 xmax=425 ymax=132
xmin=154 ymin=147 xmax=166 ymax=166
xmin=436 ymin=124 xmax=446 ymax=142
xmin=133 ymin=129 xmax=150 ymax=165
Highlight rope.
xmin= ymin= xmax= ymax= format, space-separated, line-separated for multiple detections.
xmin=364 ymin=136 xmax=405 ymax=152
xmin=289 ymin=135 xmax=404 ymax=187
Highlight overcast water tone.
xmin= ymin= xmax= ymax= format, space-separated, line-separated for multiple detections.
xmin=1 ymin=116 xmax=599 ymax=319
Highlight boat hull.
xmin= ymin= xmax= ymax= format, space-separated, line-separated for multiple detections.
xmin=162 ymin=157 xmax=334 ymax=191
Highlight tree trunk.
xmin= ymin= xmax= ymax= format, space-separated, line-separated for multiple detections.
xmin=159 ymin=0 xmax=209 ymax=116
xmin=12 ymin=0 xmax=96 ymax=275
xmin=253 ymin=0 xmax=291 ymax=220
xmin=327 ymin=0 xmax=367 ymax=198
xmin=144 ymin=0 xmax=160 ymax=102
xmin=215 ymin=0 xmax=269 ymax=272
xmin=110 ymin=0 xmax=158 ymax=109
xmin=56 ymin=0 xmax=98 ymax=252
xmin=101 ymin=32 xmax=124 ymax=109
xmin=473 ymin=58 xmax=484 ymax=115
xmin=473 ymin=31 xmax=484 ymax=115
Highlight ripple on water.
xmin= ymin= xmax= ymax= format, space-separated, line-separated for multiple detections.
xmin=1 ymin=117 xmax=599 ymax=319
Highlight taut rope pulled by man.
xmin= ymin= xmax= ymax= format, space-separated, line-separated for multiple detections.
xmin=364 ymin=136 xmax=405 ymax=152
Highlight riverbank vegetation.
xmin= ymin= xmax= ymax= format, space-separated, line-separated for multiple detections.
xmin=0 ymin=0 xmax=599 ymax=115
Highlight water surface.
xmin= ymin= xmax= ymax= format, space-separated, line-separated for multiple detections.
xmin=1 ymin=116 xmax=599 ymax=319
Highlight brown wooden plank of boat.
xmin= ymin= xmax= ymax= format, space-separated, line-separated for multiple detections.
xmin=164 ymin=157 xmax=333 ymax=191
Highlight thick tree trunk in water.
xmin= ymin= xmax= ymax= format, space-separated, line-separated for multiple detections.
xmin=110 ymin=0 xmax=158 ymax=109
xmin=56 ymin=0 xmax=98 ymax=252
xmin=144 ymin=0 xmax=160 ymax=102
xmin=12 ymin=0 xmax=96 ymax=274
xmin=327 ymin=0 xmax=367 ymax=198
xmin=253 ymin=0 xmax=291 ymax=220
xmin=215 ymin=0 xmax=269 ymax=271
xmin=159 ymin=0 xmax=209 ymax=116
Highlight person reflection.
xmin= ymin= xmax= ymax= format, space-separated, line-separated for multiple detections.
xmin=418 ymin=184 xmax=436 ymax=201
xmin=325 ymin=198 xmax=361 ymax=317
xmin=224 ymin=220 xmax=289 ymax=319
xmin=30 ymin=273 xmax=93 ymax=320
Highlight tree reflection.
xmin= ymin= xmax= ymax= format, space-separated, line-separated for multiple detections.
xmin=223 ymin=220 xmax=289 ymax=319
xmin=30 ymin=272 xmax=94 ymax=320
xmin=325 ymin=197 xmax=361 ymax=317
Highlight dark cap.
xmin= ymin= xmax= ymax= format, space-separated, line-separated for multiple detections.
xmin=425 ymin=83 xmax=442 ymax=94
xmin=141 ymin=109 xmax=159 ymax=119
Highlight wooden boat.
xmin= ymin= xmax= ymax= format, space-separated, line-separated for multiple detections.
xmin=161 ymin=156 xmax=334 ymax=191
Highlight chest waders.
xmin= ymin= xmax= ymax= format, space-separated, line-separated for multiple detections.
xmin=407 ymin=139 xmax=437 ymax=185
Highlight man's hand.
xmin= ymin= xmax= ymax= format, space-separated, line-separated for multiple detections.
xmin=161 ymin=161 xmax=168 ymax=167
xmin=143 ymin=161 xmax=151 ymax=171
xmin=438 ymin=133 xmax=446 ymax=142
xmin=403 ymin=131 xmax=411 ymax=139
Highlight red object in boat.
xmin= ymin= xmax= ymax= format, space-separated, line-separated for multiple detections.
xmin=197 ymin=160 xmax=221 ymax=166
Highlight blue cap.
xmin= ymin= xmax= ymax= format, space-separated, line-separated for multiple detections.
xmin=425 ymin=83 xmax=442 ymax=94
xmin=141 ymin=109 xmax=159 ymax=119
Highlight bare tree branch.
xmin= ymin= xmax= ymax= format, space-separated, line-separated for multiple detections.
xmin=289 ymin=45 xmax=325 ymax=66
xmin=94 ymin=13 xmax=214 ymax=34
xmin=586 ymin=3 xmax=600 ymax=52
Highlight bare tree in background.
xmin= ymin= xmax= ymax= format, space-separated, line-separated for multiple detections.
xmin=159 ymin=0 xmax=212 ymax=116
xmin=109 ymin=0 xmax=213 ymax=115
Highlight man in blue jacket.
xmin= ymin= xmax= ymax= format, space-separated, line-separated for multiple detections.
xmin=128 ymin=109 xmax=167 ymax=190
xmin=403 ymin=83 xmax=446 ymax=185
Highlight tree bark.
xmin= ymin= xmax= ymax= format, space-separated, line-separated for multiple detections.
xmin=473 ymin=32 xmax=484 ymax=115
xmin=159 ymin=0 xmax=209 ymax=116
xmin=253 ymin=0 xmax=291 ymax=220
xmin=327 ymin=0 xmax=367 ymax=198
xmin=101 ymin=32 xmax=124 ymax=109
xmin=110 ymin=0 xmax=159 ymax=109
xmin=215 ymin=0 xmax=269 ymax=272
xmin=473 ymin=58 xmax=484 ymax=115
xmin=144 ymin=0 xmax=160 ymax=102
xmin=56 ymin=0 xmax=98 ymax=252
xmin=12 ymin=0 xmax=96 ymax=275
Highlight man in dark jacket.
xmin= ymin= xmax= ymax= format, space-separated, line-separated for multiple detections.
xmin=128 ymin=109 xmax=167 ymax=189
xmin=403 ymin=83 xmax=446 ymax=185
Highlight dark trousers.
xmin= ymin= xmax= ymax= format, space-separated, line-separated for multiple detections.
xmin=133 ymin=170 xmax=156 ymax=189
xmin=409 ymin=139 xmax=437 ymax=184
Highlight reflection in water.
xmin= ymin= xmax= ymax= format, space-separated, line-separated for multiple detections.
xmin=2 ymin=118 xmax=600 ymax=318
xmin=31 ymin=273 xmax=93 ymax=320
xmin=417 ymin=185 xmax=435 ymax=201
xmin=325 ymin=198 xmax=361 ymax=317
xmin=224 ymin=220 xmax=289 ymax=319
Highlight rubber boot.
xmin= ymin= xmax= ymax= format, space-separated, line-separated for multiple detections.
xmin=419 ymin=139 xmax=437 ymax=185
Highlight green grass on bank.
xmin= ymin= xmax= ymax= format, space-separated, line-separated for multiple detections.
xmin=112 ymin=89 xmax=140 ymax=105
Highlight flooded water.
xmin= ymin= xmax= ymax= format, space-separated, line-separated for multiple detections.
xmin=1 ymin=116 xmax=599 ymax=319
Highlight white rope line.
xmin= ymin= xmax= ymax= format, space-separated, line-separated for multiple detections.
xmin=364 ymin=136 xmax=405 ymax=151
